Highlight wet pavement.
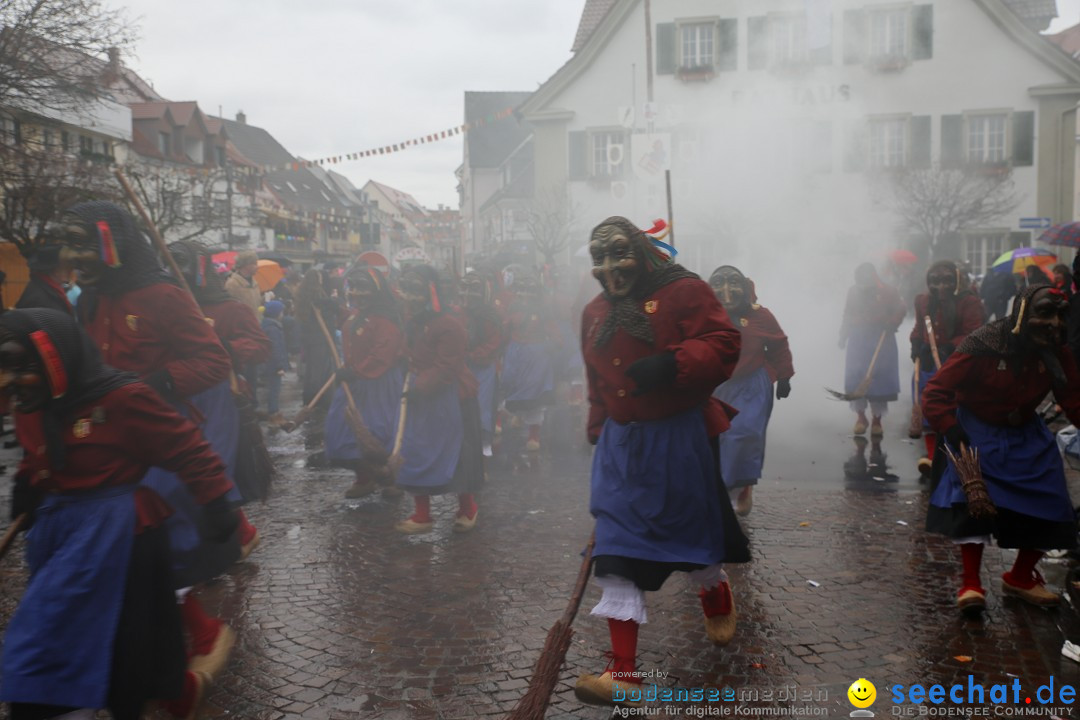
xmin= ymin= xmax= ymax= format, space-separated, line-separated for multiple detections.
xmin=1 ymin=376 xmax=1080 ymax=720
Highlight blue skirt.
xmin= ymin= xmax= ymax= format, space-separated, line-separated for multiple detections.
xmin=845 ymin=327 xmax=899 ymax=401
xmin=714 ymin=367 xmax=774 ymax=489
xmin=325 ymin=365 xmax=405 ymax=463
xmin=1 ymin=487 xmax=136 ymax=708
xmin=501 ymin=340 xmax=553 ymax=407
xmin=396 ymin=380 xmax=463 ymax=492
xmin=468 ymin=361 xmax=497 ymax=436
xmin=190 ymin=381 xmax=240 ymax=502
xmin=930 ymin=410 xmax=1074 ymax=522
xmin=591 ymin=409 xmax=732 ymax=566
xmin=916 ymin=367 xmax=934 ymax=430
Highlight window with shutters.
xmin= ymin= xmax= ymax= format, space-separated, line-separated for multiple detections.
xmin=964 ymin=232 xmax=1010 ymax=277
xmin=590 ymin=130 xmax=626 ymax=179
xmin=965 ymin=112 xmax=1009 ymax=165
xmin=680 ymin=22 xmax=715 ymax=69
xmin=868 ymin=117 xmax=909 ymax=168
xmin=770 ymin=14 xmax=808 ymax=66
xmin=868 ymin=7 xmax=909 ymax=65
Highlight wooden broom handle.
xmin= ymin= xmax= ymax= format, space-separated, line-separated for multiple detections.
xmin=0 ymin=513 xmax=28 ymax=563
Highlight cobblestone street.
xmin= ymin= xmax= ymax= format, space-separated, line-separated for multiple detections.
xmin=2 ymin=384 xmax=1079 ymax=719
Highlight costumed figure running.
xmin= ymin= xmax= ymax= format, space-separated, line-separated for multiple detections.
xmin=838 ymin=262 xmax=906 ymax=436
xmin=59 ymin=202 xmax=241 ymax=696
xmin=923 ymin=285 xmax=1079 ymax=616
xmin=325 ymin=265 xmax=405 ymax=499
xmin=708 ymin=265 xmax=794 ymax=517
xmin=575 ymin=217 xmax=750 ymax=708
xmin=0 ymin=309 xmax=238 ymax=720
xmin=393 ymin=265 xmax=484 ymax=534
xmin=910 ymin=260 xmax=985 ymax=476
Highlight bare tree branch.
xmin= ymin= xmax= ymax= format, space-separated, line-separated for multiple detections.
xmin=122 ymin=160 xmax=222 ymax=244
xmin=524 ymin=182 xmax=579 ymax=264
xmin=884 ymin=164 xmax=1023 ymax=259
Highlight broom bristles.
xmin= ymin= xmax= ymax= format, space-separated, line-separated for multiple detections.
xmin=943 ymin=443 xmax=996 ymax=519
xmin=825 ymin=386 xmax=864 ymax=402
xmin=506 ymin=621 xmax=574 ymax=720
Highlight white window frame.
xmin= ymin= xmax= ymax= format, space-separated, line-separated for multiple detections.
xmin=964 ymin=110 xmax=1011 ymax=165
xmin=868 ymin=115 xmax=910 ymax=169
xmin=589 ymin=128 xmax=626 ymax=179
xmin=678 ymin=19 xmax=716 ymax=70
xmin=769 ymin=13 xmax=808 ymax=66
xmin=867 ymin=4 xmax=912 ymax=64
xmin=964 ymin=230 xmax=1011 ymax=278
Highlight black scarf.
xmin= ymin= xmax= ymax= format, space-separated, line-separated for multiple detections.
xmin=0 ymin=308 xmax=138 ymax=469
xmin=958 ymin=285 xmax=1069 ymax=389
xmin=66 ymin=201 xmax=176 ymax=323
xmin=593 ymin=263 xmax=698 ymax=348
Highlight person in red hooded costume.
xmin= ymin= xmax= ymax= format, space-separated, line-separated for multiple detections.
xmin=574 ymin=217 xmax=749 ymax=708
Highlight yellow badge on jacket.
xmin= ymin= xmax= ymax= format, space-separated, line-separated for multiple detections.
xmin=644 ymin=300 xmax=658 ymax=314
xmin=73 ymin=418 xmax=91 ymax=438
xmin=125 ymin=314 xmax=138 ymax=332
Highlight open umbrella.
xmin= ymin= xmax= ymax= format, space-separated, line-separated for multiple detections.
xmin=888 ymin=249 xmax=918 ymax=265
xmin=254 ymin=259 xmax=284 ymax=292
xmin=990 ymin=247 xmax=1057 ymax=274
xmin=211 ymin=250 xmax=238 ymax=270
xmin=1037 ymin=222 xmax=1080 ymax=249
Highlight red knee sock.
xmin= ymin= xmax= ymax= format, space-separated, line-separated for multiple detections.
xmin=607 ymin=618 xmax=640 ymax=681
xmin=237 ymin=509 xmax=257 ymax=546
xmin=527 ymin=424 xmax=541 ymax=443
xmin=960 ymin=543 xmax=984 ymax=591
xmin=457 ymin=493 xmax=477 ymax=520
xmin=924 ymin=432 xmax=937 ymax=460
xmin=1005 ymin=549 xmax=1044 ymax=588
xmin=410 ymin=494 xmax=431 ymax=524
xmin=699 ymin=582 xmax=733 ymax=617
xmin=181 ymin=592 xmax=222 ymax=656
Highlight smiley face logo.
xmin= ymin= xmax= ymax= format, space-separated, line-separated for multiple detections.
xmin=847 ymin=678 xmax=876 ymax=709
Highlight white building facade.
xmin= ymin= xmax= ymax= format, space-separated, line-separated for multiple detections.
xmin=521 ymin=0 xmax=1080 ymax=276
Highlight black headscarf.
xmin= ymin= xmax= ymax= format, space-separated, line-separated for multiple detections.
xmin=65 ymin=202 xmax=175 ymax=322
xmin=958 ymin=284 xmax=1070 ymax=388
xmin=0 ymin=308 xmax=138 ymax=468
xmin=402 ymin=264 xmax=444 ymax=346
xmin=590 ymin=216 xmax=697 ymax=348
xmin=925 ymin=260 xmax=964 ymax=339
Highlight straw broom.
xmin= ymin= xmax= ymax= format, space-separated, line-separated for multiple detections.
xmin=279 ymin=374 xmax=336 ymax=433
xmin=826 ymin=331 xmax=886 ymax=401
xmin=942 ymin=443 xmax=996 ymax=519
xmin=908 ymin=358 xmax=923 ymax=438
xmin=506 ymin=530 xmax=595 ymax=720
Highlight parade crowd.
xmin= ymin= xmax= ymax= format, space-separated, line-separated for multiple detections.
xmin=0 ymin=203 xmax=1077 ymax=716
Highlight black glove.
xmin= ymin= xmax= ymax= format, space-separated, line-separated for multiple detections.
xmin=200 ymin=495 xmax=238 ymax=544
xmin=944 ymin=424 xmax=971 ymax=451
xmin=625 ymin=352 xmax=677 ymax=396
xmin=910 ymin=338 xmax=922 ymax=362
xmin=775 ymin=378 xmax=791 ymax=400
xmin=335 ymin=366 xmax=357 ymax=383
xmin=143 ymin=369 xmax=176 ymax=401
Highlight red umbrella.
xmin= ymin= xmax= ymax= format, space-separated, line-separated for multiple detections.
xmin=888 ymin=249 xmax=918 ymax=265
xmin=212 ymin=250 xmax=238 ymax=270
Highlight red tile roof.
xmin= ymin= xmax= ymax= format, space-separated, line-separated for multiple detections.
xmin=571 ymin=0 xmax=618 ymax=52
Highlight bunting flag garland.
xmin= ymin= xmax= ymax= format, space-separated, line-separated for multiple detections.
xmin=254 ymin=105 xmax=518 ymax=173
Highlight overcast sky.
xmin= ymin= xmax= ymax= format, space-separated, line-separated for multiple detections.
xmin=116 ymin=0 xmax=583 ymax=209
xmin=117 ymin=0 xmax=1080 ymax=210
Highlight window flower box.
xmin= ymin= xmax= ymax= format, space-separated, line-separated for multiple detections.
xmin=677 ymin=65 xmax=715 ymax=82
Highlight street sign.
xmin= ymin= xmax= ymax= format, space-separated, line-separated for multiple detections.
xmin=1019 ymin=217 xmax=1052 ymax=230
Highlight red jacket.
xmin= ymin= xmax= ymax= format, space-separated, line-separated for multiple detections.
xmin=581 ymin=277 xmax=741 ymax=442
xmin=922 ymin=349 xmax=1080 ymax=434
xmin=343 ymin=312 xmax=404 ymax=379
xmin=506 ymin=305 xmax=561 ymax=346
xmin=407 ymin=313 xmax=477 ymax=399
xmin=203 ymin=300 xmax=272 ymax=367
xmin=730 ymin=305 xmax=794 ymax=382
xmin=16 ymin=383 xmax=233 ymax=532
xmin=466 ymin=311 xmax=504 ymax=367
xmin=909 ymin=293 xmax=985 ymax=359
xmin=83 ymin=284 xmax=231 ymax=398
